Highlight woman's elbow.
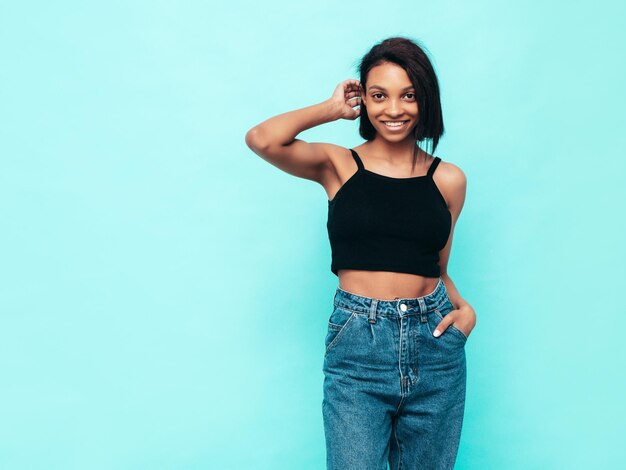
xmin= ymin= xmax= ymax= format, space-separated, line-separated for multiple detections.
xmin=245 ymin=127 xmax=270 ymax=152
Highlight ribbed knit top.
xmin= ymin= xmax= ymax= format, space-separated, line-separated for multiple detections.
xmin=326 ymin=149 xmax=451 ymax=277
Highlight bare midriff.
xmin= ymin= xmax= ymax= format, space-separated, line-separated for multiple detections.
xmin=338 ymin=269 xmax=441 ymax=300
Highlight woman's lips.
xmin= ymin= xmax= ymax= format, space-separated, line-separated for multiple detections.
xmin=381 ymin=120 xmax=409 ymax=131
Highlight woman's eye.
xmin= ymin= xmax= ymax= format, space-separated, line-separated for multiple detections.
xmin=371 ymin=92 xmax=415 ymax=100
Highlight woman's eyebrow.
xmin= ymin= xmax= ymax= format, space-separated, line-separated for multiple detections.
xmin=368 ymin=85 xmax=415 ymax=91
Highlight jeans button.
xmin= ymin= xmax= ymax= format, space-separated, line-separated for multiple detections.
xmin=400 ymin=303 xmax=407 ymax=312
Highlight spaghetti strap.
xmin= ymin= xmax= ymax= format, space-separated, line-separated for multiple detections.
xmin=427 ymin=156 xmax=442 ymax=177
xmin=349 ymin=149 xmax=365 ymax=171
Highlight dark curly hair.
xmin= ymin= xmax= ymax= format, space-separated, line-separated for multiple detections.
xmin=355 ymin=36 xmax=445 ymax=167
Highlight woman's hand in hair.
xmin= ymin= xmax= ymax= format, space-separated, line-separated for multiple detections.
xmin=329 ymin=79 xmax=363 ymax=121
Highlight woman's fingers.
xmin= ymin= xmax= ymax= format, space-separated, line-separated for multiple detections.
xmin=343 ymin=80 xmax=362 ymax=93
xmin=433 ymin=312 xmax=458 ymax=338
xmin=433 ymin=312 xmax=471 ymax=338
xmin=346 ymin=106 xmax=360 ymax=120
xmin=331 ymin=79 xmax=363 ymax=119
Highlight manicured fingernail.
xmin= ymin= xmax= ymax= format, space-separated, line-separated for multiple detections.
xmin=433 ymin=329 xmax=441 ymax=337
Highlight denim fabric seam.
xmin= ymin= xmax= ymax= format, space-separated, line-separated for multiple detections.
xmin=393 ymin=423 xmax=404 ymax=469
xmin=324 ymin=312 xmax=357 ymax=356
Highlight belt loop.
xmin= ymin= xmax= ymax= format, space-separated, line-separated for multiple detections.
xmin=417 ymin=297 xmax=428 ymax=323
xmin=368 ymin=299 xmax=378 ymax=324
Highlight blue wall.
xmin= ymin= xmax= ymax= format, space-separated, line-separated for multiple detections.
xmin=1 ymin=1 xmax=624 ymax=468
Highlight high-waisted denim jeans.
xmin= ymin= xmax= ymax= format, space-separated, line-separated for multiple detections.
xmin=322 ymin=277 xmax=467 ymax=470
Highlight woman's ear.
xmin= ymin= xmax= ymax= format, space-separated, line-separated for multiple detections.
xmin=359 ymin=84 xmax=366 ymax=106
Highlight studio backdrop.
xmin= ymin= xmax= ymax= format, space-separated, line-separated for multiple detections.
xmin=1 ymin=1 xmax=625 ymax=469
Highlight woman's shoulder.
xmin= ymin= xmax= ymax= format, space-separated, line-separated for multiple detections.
xmin=436 ymin=157 xmax=466 ymax=182
xmin=321 ymin=143 xmax=357 ymax=169
xmin=434 ymin=157 xmax=467 ymax=207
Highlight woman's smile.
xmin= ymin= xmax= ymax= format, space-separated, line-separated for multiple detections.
xmin=381 ymin=119 xmax=410 ymax=131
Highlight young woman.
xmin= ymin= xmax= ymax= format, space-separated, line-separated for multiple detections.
xmin=245 ymin=36 xmax=476 ymax=469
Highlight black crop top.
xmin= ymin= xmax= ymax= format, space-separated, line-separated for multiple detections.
xmin=326 ymin=148 xmax=452 ymax=277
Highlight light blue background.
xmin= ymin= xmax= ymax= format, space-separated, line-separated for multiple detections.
xmin=1 ymin=1 xmax=625 ymax=468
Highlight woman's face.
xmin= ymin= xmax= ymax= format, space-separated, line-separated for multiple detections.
xmin=361 ymin=62 xmax=419 ymax=141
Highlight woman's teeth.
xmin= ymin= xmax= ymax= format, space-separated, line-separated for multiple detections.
xmin=383 ymin=121 xmax=408 ymax=128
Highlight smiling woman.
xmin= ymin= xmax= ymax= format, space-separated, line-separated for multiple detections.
xmin=244 ymin=36 xmax=475 ymax=470
xmin=368 ymin=85 xmax=416 ymax=132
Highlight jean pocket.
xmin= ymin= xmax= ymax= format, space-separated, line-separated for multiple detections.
xmin=434 ymin=299 xmax=468 ymax=343
xmin=324 ymin=306 xmax=356 ymax=356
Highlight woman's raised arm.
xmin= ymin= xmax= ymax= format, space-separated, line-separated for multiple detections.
xmin=244 ymin=80 xmax=362 ymax=183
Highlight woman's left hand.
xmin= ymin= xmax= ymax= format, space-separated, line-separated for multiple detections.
xmin=434 ymin=304 xmax=476 ymax=339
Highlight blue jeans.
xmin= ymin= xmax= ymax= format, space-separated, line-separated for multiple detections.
xmin=322 ymin=277 xmax=467 ymax=469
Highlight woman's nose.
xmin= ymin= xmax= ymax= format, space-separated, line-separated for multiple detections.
xmin=385 ymin=99 xmax=402 ymax=115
